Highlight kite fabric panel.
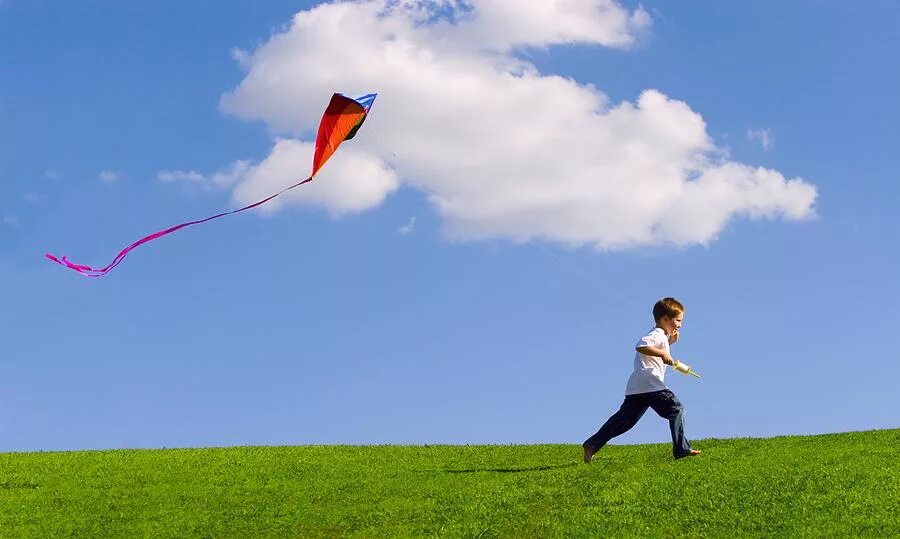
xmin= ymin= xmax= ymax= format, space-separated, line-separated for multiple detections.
xmin=45 ymin=92 xmax=377 ymax=277
xmin=313 ymin=93 xmax=376 ymax=177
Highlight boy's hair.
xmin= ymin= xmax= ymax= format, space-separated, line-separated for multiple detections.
xmin=653 ymin=297 xmax=684 ymax=322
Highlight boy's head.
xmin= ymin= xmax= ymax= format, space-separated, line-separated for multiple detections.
xmin=653 ymin=297 xmax=684 ymax=333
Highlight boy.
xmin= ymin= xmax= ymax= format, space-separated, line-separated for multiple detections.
xmin=582 ymin=297 xmax=701 ymax=462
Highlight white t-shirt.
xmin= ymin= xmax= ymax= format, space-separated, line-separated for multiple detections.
xmin=624 ymin=327 xmax=670 ymax=395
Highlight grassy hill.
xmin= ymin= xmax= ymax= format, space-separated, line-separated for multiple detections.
xmin=1 ymin=429 xmax=897 ymax=537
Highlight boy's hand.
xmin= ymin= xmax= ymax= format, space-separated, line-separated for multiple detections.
xmin=662 ymin=354 xmax=675 ymax=366
xmin=669 ymin=329 xmax=679 ymax=345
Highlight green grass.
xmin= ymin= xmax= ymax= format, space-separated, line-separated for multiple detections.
xmin=1 ymin=429 xmax=897 ymax=537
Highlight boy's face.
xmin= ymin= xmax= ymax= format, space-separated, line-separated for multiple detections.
xmin=660 ymin=313 xmax=683 ymax=336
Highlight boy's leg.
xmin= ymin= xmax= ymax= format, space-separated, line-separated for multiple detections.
xmin=648 ymin=390 xmax=694 ymax=458
xmin=583 ymin=395 xmax=649 ymax=459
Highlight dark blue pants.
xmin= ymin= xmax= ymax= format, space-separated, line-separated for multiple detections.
xmin=583 ymin=389 xmax=693 ymax=459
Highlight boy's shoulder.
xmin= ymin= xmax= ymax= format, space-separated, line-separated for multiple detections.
xmin=642 ymin=326 xmax=665 ymax=337
xmin=636 ymin=326 xmax=667 ymax=344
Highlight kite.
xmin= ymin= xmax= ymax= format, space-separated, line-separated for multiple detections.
xmin=46 ymin=92 xmax=377 ymax=277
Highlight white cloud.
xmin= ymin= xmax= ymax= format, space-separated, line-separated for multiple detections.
xmin=449 ymin=0 xmax=651 ymax=52
xmin=43 ymin=169 xmax=62 ymax=181
xmin=158 ymin=160 xmax=252 ymax=190
xmin=23 ymin=193 xmax=40 ymax=204
xmin=230 ymin=47 xmax=253 ymax=70
xmin=747 ymin=128 xmax=774 ymax=150
xmin=231 ymin=140 xmax=398 ymax=217
xmin=217 ymin=0 xmax=816 ymax=249
xmin=3 ymin=215 xmax=18 ymax=227
xmin=210 ymin=160 xmax=253 ymax=188
xmin=158 ymin=170 xmax=206 ymax=183
xmin=162 ymin=144 xmax=398 ymax=216
xmin=99 ymin=170 xmax=121 ymax=183
xmin=399 ymin=216 xmax=416 ymax=235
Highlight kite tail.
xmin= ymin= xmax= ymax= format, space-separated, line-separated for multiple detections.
xmin=45 ymin=176 xmax=314 ymax=277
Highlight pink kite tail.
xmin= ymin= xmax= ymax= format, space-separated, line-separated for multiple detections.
xmin=45 ymin=176 xmax=314 ymax=277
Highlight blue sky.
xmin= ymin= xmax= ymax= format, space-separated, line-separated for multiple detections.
xmin=1 ymin=1 xmax=898 ymax=451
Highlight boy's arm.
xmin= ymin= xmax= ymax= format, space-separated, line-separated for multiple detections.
xmin=636 ymin=345 xmax=674 ymax=365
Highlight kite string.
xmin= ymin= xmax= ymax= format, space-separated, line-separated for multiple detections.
xmin=539 ymin=245 xmax=644 ymax=315
xmin=368 ymin=118 xmax=398 ymax=159
xmin=45 ymin=176 xmax=314 ymax=277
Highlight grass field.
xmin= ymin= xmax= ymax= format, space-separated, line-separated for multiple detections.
xmin=1 ymin=429 xmax=897 ymax=537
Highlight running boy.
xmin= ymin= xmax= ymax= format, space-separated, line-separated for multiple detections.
xmin=582 ymin=297 xmax=701 ymax=462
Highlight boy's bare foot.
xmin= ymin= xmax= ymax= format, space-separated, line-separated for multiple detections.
xmin=676 ymin=449 xmax=702 ymax=459
xmin=583 ymin=446 xmax=595 ymax=463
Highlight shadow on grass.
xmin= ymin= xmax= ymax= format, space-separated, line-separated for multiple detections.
xmin=0 ymin=480 xmax=40 ymax=489
xmin=436 ymin=463 xmax=579 ymax=474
